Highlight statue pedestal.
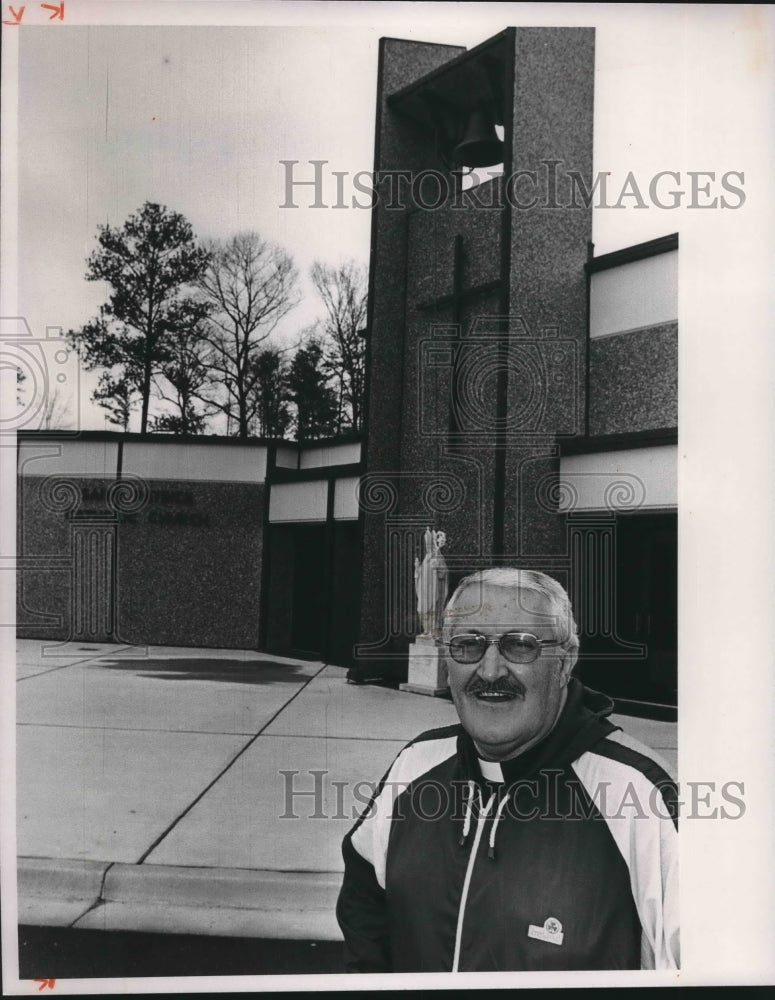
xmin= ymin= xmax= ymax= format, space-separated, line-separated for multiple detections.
xmin=400 ymin=636 xmax=449 ymax=697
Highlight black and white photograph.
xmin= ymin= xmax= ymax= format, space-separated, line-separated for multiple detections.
xmin=1 ymin=0 xmax=774 ymax=991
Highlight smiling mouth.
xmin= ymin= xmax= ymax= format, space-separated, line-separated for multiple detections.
xmin=472 ymin=690 xmax=520 ymax=703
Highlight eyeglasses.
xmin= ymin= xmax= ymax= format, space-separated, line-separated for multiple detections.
xmin=444 ymin=632 xmax=563 ymax=665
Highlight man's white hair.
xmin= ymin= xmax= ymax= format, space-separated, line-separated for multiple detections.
xmin=443 ymin=567 xmax=580 ymax=664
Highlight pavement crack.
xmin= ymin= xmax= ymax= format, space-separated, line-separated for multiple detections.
xmin=68 ymin=862 xmax=115 ymax=928
xmin=17 ymin=646 xmax=136 ymax=682
xmin=135 ymin=661 xmax=330 ymax=866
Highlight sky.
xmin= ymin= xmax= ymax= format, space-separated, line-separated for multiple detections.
xmin=9 ymin=1 xmax=772 ymax=430
xmin=15 ymin=23 xmax=379 ymax=428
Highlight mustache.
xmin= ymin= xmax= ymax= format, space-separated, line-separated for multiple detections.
xmin=465 ymin=676 xmax=526 ymax=698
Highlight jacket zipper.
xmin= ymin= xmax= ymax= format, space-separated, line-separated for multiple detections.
xmin=452 ymin=792 xmax=496 ymax=972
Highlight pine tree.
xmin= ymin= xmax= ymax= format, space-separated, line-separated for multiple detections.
xmin=288 ymin=340 xmax=338 ymax=442
xmin=249 ymin=347 xmax=291 ymax=438
xmin=67 ymin=202 xmax=210 ymax=433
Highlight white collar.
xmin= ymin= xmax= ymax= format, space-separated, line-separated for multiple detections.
xmin=478 ymin=758 xmax=505 ymax=782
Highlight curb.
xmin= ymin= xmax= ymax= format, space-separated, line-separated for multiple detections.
xmin=19 ymin=858 xmax=344 ymax=941
xmin=18 ymin=858 xmax=110 ymax=927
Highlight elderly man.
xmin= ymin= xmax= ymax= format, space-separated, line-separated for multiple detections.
xmin=336 ymin=568 xmax=678 ymax=972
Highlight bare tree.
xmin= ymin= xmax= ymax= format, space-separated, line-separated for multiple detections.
xmin=310 ymin=259 xmax=368 ymax=432
xmin=197 ymin=232 xmax=300 ymax=438
xmin=42 ymin=386 xmax=72 ymax=431
xmin=17 ymin=360 xmax=72 ymax=429
xmin=151 ymin=319 xmax=214 ymax=435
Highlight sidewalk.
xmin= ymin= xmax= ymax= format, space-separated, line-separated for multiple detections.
xmin=15 ymin=640 xmax=677 ymax=940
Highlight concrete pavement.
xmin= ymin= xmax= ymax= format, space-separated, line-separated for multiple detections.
xmin=15 ymin=639 xmax=677 ymax=940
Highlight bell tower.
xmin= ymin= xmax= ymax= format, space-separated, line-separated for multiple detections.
xmin=354 ymin=27 xmax=595 ymax=682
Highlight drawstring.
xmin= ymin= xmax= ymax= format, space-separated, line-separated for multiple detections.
xmin=487 ymin=792 xmax=511 ymax=860
xmin=459 ymin=780 xmax=480 ymax=845
xmin=452 ymin=784 xmax=510 ymax=971
xmin=452 ymin=791 xmax=497 ymax=972
xmin=459 ymin=781 xmax=510 ymax=858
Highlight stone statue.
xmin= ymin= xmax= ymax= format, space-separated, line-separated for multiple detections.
xmin=414 ymin=527 xmax=449 ymax=640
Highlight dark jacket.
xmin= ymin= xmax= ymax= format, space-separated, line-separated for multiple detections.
xmin=336 ymin=680 xmax=679 ymax=973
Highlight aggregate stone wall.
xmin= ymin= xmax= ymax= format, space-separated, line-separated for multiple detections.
xmin=357 ymin=30 xmax=594 ymax=681
xmin=588 ymin=322 xmax=678 ymax=436
xmin=17 ymin=476 xmax=265 ymax=649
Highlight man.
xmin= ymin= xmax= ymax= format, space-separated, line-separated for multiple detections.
xmin=336 ymin=568 xmax=679 ymax=972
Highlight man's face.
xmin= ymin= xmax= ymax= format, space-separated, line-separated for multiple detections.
xmin=443 ymin=582 xmax=573 ymax=761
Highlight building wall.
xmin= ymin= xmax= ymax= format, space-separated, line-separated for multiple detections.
xmin=16 ymin=433 xmax=361 ymax=654
xmin=358 ymin=36 xmax=468 ymax=678
xmin=116 ymin=480 xmax=264 ymax=648
xmin=589 ymin=322 xmax=678 ymax=435
xmin=17 ymin=473 xmax=265 ymax=648
xmin=588 ymin=246 xmax=678 ymax=435
xmin=589 ymin=250 xmax=677 ymax=338
xmin=17 ymin=475 xmax=114 ymax=641
xmin=358 ymin=29 xmax=595 ymax=680
xmin=558 ymin=444 xmax=677 ymax=513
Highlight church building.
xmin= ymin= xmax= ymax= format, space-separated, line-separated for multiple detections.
xmin=16 ymin=27 xmax=677 ymax=714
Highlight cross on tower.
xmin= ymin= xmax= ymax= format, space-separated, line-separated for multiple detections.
xmin=416 ymin=233 xmax=504 ymax=438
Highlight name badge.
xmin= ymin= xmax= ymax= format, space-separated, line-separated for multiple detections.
xmin=527 ymin=917 xmax=564 ymax=946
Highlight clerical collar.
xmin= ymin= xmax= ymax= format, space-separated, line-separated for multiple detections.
xmin=478 ymin=758 xmax=504 ymax=783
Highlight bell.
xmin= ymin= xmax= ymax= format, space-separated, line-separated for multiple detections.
xmin=452 ymin=108 xmax=504 ymax=169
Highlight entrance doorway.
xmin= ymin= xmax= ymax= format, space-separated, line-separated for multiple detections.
xmin=290 ymin=524 xmax=327 ymax=655
xmin=263 ymin=521 xmax=361 ymax=666
xmin=575 ymin=511 xmax=677 ymax=707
